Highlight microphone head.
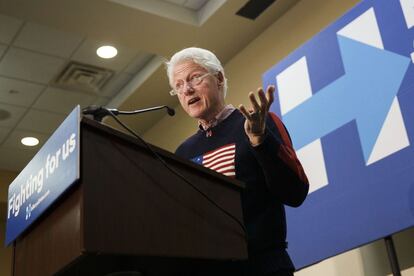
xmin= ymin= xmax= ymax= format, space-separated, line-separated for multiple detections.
xmin=166 ymin=107 xmax=175 ymax=116
xmin=82 ymin=105 xmax=111 ymax=122
xmin=82 ymin=105 xmax=101 ymax=115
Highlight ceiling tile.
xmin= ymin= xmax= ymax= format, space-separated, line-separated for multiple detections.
xmin=0 ymin=103 xmax=27 ymax=128
xmin=72 ymin=39 xmax=138 ymax=71
xmin=2 ymin=129 xmax=49 ymax=150
xmin=33 ymin=87 xmax=97 ymax=114
xmin=123 ymin=52 xmax=154 ymax=74
xmin=0 ymin=147 xmax=35 ymax=172
xmin=0 ymin=76 xmax=45 ymax=107
xmin=0 ymin=14 xmax=23 ymax=44
xmin=0 ymin=44 xmax=7 ymax=58
xmin=99 ymin=72 xmax=133 ymax=98
xmin=17 ymin=109 xmax=66 ymax=134
xmin=0 ymin=47 xmax=66 ymax=84
xmin=0 ymin=127 xmax=12 ymax=145
xmin=13 ymin=22 xmax=83 ymax=58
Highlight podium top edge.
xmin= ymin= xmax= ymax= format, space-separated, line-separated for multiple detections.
xmin=80 ymin=116 xmax=245 ymax=190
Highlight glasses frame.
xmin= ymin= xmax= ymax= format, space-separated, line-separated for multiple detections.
xmin=169 ymin=72 xmax=215 ymax=96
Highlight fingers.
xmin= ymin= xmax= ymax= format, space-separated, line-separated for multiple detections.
xmin=239 ymin=85 xmax=275 ymax=119
xmin=266 ymin=85 xmax=275 ymax=106
xmin=238 ymin=104 xmax=251 ymax=120
xmin=249 ymin=91 xmax=261 ymax=113
xmin=251 ymin=85 xmax=275 ymax=112
xmin=257 ymin=89 xmax=267 ymax=113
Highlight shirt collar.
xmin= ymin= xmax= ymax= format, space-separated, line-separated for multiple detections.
xmin=198 ymin=104 xmax=236 ymax=131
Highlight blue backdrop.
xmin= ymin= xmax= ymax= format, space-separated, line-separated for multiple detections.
xmin=263 ymin=0 xmax=414 ymax=269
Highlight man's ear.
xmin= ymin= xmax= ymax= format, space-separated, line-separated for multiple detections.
xmin=216 ymin=71 xmax=224 ymax=87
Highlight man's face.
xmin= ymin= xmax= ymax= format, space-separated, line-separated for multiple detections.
xmin=172 ymin=61 xmax=225 ymax=121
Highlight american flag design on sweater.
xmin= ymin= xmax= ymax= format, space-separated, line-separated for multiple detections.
xmin=191 ymin=143 xmax=236 ymax=177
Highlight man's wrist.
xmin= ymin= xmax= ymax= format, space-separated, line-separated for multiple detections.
xmin=248 ymin=132 xmax=266 ymax=147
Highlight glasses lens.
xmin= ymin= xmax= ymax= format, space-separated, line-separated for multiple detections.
xmin=171 ymin=73 xmax=211 ymax=96
xmin=191 ymin=73 xmax=210 ymax=87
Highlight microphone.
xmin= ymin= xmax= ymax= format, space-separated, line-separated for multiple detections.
xmin=82 ymin=105 xmax=113 ymax=122
xmin=82 ymin=105 xmax=175 ymax=122
xmin=166 ymin=106 xmax=175 ymax=116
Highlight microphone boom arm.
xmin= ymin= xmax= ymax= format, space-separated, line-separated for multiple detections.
xmin=82 ymin=105 xmax=175 ymax=122
xmin=115 ymin=105 xmax=175 ymax=116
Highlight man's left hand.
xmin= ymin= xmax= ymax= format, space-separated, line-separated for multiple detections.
xmin=239 ymin=85 xmax=275 ymax=146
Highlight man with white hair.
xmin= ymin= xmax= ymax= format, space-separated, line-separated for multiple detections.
xmin=167 ymin=47 xmax=309 ymax=276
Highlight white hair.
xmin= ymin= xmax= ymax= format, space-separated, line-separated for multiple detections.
xmin=166 ymin=47 xmax=228 ymax=97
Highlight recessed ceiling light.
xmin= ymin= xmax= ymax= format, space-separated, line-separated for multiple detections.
xmin=96 ymin=45 xmax=118 ymax=59
xmin=21 ymin=137 xmax=39 ymax=147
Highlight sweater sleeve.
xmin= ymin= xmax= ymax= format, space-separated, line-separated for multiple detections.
xmin=249 ymin=112 xmax=309 ymax=207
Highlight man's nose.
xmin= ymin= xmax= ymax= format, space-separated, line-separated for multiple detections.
xmin=182 ymin=82 xmax=195 ymax=95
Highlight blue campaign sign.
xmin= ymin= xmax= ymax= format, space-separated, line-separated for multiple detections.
xmin=5 ymin=106 xmax=80 ymax=245
xmin=263 ymin=0 xmax=414 ymax=269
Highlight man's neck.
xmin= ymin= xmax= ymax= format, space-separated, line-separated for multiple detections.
xmin=199 ymin=109 xmax=223 ymax=126
xmin=198 ymin=104 xmax=235 ymax=130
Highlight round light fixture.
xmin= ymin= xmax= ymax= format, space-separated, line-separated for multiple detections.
xmin=21 ymin=137 xmax=39 ymax=147
xmin=96 ymin=45 xmax=118 ymax=59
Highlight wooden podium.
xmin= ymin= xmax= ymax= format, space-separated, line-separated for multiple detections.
xmin=12 ymin=117 xmax=247 ymax=276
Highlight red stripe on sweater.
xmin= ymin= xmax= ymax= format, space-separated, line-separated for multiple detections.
xmin=269 ymin=112 xmax=309 ymax=185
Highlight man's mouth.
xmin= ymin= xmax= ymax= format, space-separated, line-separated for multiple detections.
xmin=188 ymin=97 xmax=200 ymax=105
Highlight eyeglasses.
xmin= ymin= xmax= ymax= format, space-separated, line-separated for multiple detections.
xmin=169 ymin=72 xmax=214 ymax=96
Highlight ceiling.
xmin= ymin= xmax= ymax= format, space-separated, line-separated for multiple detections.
xmin=0 ymin=0 xmax=300 ymax=173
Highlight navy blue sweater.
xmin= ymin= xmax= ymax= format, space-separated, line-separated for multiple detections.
xmin=175 ymin=110 xmax=308 ymax=273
